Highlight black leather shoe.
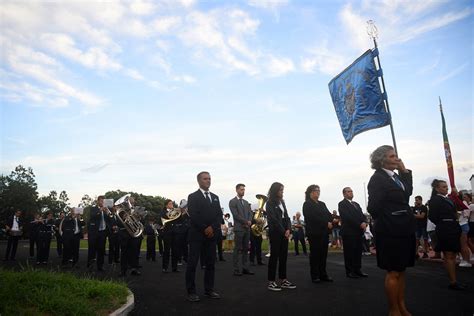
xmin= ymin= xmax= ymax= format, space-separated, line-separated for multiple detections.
xmin=346 ymin=272 xmax=360 ymax=278
xmin=204 ymin=291 xmax=221 ymax=299
xmin=242 ymin=269 xmax=255 ymax=275
xmin=257 ymin=262 xmax=266 ymax=266
xmin=162 ymin=269 xmax=169 ymax=273
xmin=233 ymin=270 xmax=243 ymax=276
xmin=312 ymin=278 xmax=321 ymax=283
xmin=448 ymin=282 xmax=466 ymax=291
xmin=172 ymin=268 xmax=180 ymax=272
xmin=355 ymin=271 xmax=368 ymax=277
xmin=321 ymin=276 xmax=334 ymax=282
xmin=187 ymin=293 xmax=200 ymax=302
xmin=131 ymin=269 xmax=141 ymax=276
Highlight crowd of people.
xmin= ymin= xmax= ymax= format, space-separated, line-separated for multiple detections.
xmin=2 ymin=145 xmax=473 ymax=313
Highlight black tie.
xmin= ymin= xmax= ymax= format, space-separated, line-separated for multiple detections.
xmin=240 ymin=199 xmax=244 ymax=207
xmin=205 ymin=192 xmax=211 ymax=204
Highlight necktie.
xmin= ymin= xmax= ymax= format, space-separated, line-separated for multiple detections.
xmin=100 ymin=210 xmax=105 ymax=231
xmin=75 ymin=218 xmax=79 ymax=234
xmin=392 ymin=175 xmax=404 ymax=190
xmin=205 ymin=192 xmax=211 ymax=204
xmin=240 ymin=199 xmax=244 ymax=207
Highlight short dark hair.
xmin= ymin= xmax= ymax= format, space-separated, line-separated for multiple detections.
xmin=236 ymin=183 xmax=245 ymax=190
xmin=164 ymin=199 xmax=173 ymax=210
xmin=197 ymin=171 xmax=209 ymax=181
xmin=415 ymin=195 xmax=422 ymax=200
xmin=342 ymin=187 xmax=351 ymax=194
xmin=98 ymin=195 xmax=105 ymax=200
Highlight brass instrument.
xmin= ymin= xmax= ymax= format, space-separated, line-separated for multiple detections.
xmin=161 ymin=208 xmax=181 ymax=227
xmin=251 ymin=194 xmax=268 ymax=237
xmin=114 ymin=194 xmax=144 ymax=238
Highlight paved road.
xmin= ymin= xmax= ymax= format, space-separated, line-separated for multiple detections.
xmin=1 ymin=241 xmax=473 ymax=315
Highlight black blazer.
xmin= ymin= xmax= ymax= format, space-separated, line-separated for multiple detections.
xmin=5 ymin=215 xmax=23 ymax=235
xmin=61 ymin=216 xmax=84 ymax=238
xmin=367 ymin=169 xmax=415 ymax=236
xmin=88 ymin=206 xmax=110 ymax=236
xmin=428 ymin=195 xmax=461 ymax=236
xmin=302 ymin=199 xmax=332 ymax=236
xmin=338 ymin=199 xmax=366 ymax=236
xmin=187 ymin=190 xmax=223 ymax=241
xmin=266 ymin=199 xmax=291 ymax=236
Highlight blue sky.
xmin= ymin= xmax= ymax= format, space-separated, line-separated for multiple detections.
xmin=1 ymin=0 xmax=472 ymax=216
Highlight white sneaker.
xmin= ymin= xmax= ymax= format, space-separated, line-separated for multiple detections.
xmin=459 ymin=260 xmax=472 ymax=268
xmin=267 ymin=281 xmax=281 ymax=291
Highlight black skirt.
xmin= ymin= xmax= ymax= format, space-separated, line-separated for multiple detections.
xmin=375 ymin=233 xmax=416 ymax=272
xmin=435 ymin=223 xmax=461 ymax=253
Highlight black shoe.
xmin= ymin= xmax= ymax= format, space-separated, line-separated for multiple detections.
xmin=219 ymin=258 xmax=226 ymax=262
xmin=250 ymin=262 xmax=256 ymax=266
xmin=312 ymin=278 xmax=321 ymax=283
xmin=257 ymin=262 xmax=266 ymax=266
xmin=204 ymin=291 xmax=220 ymax=299
xmin=172 ymin=268 xmax=180 ymax=272
xmin=346 ymin=272 xmax=360 ymax=278
xmin=119 ymin=271 xmax=127 ymax=277
xmin=162 ymin=269 xmax=168 ymax=273
xmin=321 ymin=276 xmax=334 ymax=282
xmin=97 ymin=267 xmax=105 ymax=272
xmin=448 ymin=282 xmax=466 ymax=291
xmin=233 ymin=270 xmax=243 ymax=276
xmin=131 ymin=269 xmax=141 ymax=276
xmin=242 ymin=269 xmax=254 ymax=275
xmin=187 ymin=293 xmax=200 ymax=302
xmin=355 ymin=271 xmax=368 ymax=278
xmin=201 ymin=265 xmax=206 ymax=269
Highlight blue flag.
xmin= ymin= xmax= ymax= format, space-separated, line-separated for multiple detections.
xmin=328 ymin=49 xmax=390 ymax=144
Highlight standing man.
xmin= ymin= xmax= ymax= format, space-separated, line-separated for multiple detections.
xmin=338 ymin=187 xmax=368 ymax=278
xmin=55 ymin=212 xmax=65 ymax=257
xmin=292 ymin=212 xmax=307 ymax=256
xmin=185 ymin=171 xmax=223 ymax=302
xmin=108 ymin=206 xmax=120 ymax=264
xmin=3 ymin=210 xmax=23 ymax=261
xmin=61 ymin=208 xmax=84 ymax=267
xmin=229 ymin=183 xmax=254 ymax=276
xmin=87 ymin=196 xmax=110 ymax=271
xmin=412 ymin=196 xmax=429 ymax=259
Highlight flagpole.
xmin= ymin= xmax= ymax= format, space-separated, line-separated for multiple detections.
xmin=367 ymin=20 xmax=398 ymax=155
xmin=438 ymin=96 xmax=456 ymax=188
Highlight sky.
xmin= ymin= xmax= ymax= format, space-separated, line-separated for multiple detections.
xmin=1 ymin=0 xmax=473 ymax=218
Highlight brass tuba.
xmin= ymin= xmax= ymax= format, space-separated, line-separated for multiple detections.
xmin=114 ymin=194 xmax=144 ymax=238
xmin=161 ymin=208 xmax=181 ymax=227
xmin=251 ymin=194 xmax=268 ymax=237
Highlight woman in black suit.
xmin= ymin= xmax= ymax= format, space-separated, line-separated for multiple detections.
xmin=428 ymin=179 xmax=465 ymax=290
xmin=265 ymin=182 xmax=296 ymax=291
xmin=367 ymin=145 xmax=415 ymax=316
xmin=302 ymin=184 xmax=333 ymax=283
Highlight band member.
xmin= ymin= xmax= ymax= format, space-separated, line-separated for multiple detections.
xmin=108 ymin=206 xmax=120 ymax=264
xmin=160 ymin=200 xmax=180 ymax=272
xmin=185 ymin=171 xmax=223 ymax=302
xmin=3 ymin=210 xmax=23 ymax=261
xmin=29 ymin=213 xmax=42 ymax=258
xmin=61 ymin=208 xmax=84 ymax=267
xmin=177 ymin=199 xmax=190 ymax=264
xmin=428 ymin=180 xmax=466 ymax=290
xmin=266 ymin=182 xmax=296 ymax=291
xmin=229 ymin=183 xmax=254 ymax=276
xmin=55 ymin=212 xmax=65 ymax=257
xmin=87 ymin=195 xmax=110 ymax=271
xmin=303 ymin=185 xmax=333 ymax=283
xmin=292 ymin=212 xmax=307 ymax=256
xmin=338 ymin=187 xmax=368 ymax=278
xmin=249 ymin=209 xmax=265 ymax=266
xmin=367 ymin=145 xmax=415 ymax=316
xmin=37 ymin=211 xmax=54 ymax=264
xmin=144 ymin=217 xmax=157 ymax=262
xmin=118 ymin=196 xmax=141 ymax=276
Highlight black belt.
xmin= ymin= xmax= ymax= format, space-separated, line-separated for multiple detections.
xmin=441 ymin=219 xmax=455 ymax=222
xmin=390 ymin=210 xmax=408 ymax=216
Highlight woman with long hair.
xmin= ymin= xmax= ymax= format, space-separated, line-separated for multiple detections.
xmin=265 ymin=182 xmax=296 ymax=291
xmin=428 ymin=179 xmax=466 ymax=290
xmin=367 ymin=145 xmax=415 ymax=316
xmin=302 ymin=184 xmax=333 ymax=283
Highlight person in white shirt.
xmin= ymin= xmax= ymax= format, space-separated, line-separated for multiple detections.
xmin=3 ymin=210 xmax=23 ymax=261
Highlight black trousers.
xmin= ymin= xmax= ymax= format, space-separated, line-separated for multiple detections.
xmin=146 ymin=235 xmax=156 ymax=261
xmin=37 ymin=235 xmax=51 ymax=263
xmin=56 ymin=233 xmax=63 ymax=256
xmin=157 ymin=234 xmax=164 ymax=256
xmin=119 ymin=231 xmax=138 ymax=273
xmin=294 ymin=232 xmax=307 ymax=255
xmin=176 ymin=232 xmax=187 ymax=262
xmin=62 ymin=235 xmax=73 ymax=264
xmin=108 ymin=232 xmax=120 ymax=264
xmin=186 ymin=238 xmax=217 ymax=294
xmin=342 ymin=234 xmax=363 ymax=274
xmin=249 ymin=234 xmax=263 ymax=263
xmin=267 ymin=233 xmax=288 ymax=281
xmin=88 ymin=230 xmax=107 ymax=269
xmin=308 ymin=234 xmax=329 ymax=280
xmin=216 ymin=233 xmax=224 ymax=260
xmin=29 ymin=236 xmax=38 ymax=257
xmin=4 ymin=235 xmax=20 ymax=260
xmin=163 ymin=232 xmax=179 ymax=270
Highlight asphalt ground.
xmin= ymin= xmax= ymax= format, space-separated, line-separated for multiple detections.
xmin=1 ymin=241 xmax=473 ymax=316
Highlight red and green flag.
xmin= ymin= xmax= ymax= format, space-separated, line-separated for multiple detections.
xmin=439 ymin=97 xmax=455 ymax=188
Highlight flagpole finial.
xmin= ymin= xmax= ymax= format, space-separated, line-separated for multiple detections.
xmin=367 ymin=20 xmax=378 ymax=40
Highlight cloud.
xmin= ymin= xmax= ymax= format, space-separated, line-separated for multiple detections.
xmin=432 ymin=62 xmax=470 ymax=85
xmin=264 ymin=100 xmax=289 ymax=113
xmin=265 ymin=55 xmax=294 ymax=77
xmin=129 ymin=0 xmax=157 ymax=16
xmin=300 ymin=42 xmax=347 ymax=76
xmin=81 ymin=163 xmax=110 ymax=173
xmin=248 ymin=0 xmax=289 ymax=10
xmin=151 ymin=16 xmax=182 ymax=33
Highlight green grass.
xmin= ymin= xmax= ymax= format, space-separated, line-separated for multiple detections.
xmin=0 ymin=268 xmax=129 ymax=316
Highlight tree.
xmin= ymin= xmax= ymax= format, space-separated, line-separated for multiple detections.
xmin=37 ymin=190 xmax=70 ymax=217
xmin=0 ymin=165 xmax=39 ymax=222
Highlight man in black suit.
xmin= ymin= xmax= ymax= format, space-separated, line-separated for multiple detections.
xmin=185 ymin=171 xmax=223 ymax=302
xmin=3 ymin=210 xmax=23 ymax=261
xmin=61 ymin=208 xmax=84 ymax=267
xmin=54 ymin=212 xmax=65 ymax=257
xmin=87 ymin=196 xmax=110 ymax=271
xmin=338 ymin=187 xmax=368 ymax=278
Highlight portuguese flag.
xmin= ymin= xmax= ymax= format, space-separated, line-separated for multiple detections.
xmin=439 ymin=97 xmax=455 ymax=188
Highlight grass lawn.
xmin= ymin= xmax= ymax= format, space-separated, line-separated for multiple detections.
xmin=0 ymin=268 xmax=129 ymax=316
